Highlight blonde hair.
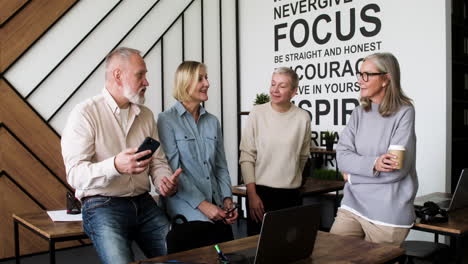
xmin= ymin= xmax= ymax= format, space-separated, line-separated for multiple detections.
xmin=173 ymin=61 xmax=206 ymax=102
xmin=360 ymin=52 xmax=413 ymax=116
xmin=273 ymin=67 xmax=299 ymax=89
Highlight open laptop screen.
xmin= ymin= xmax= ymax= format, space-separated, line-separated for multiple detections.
xmin=448 ymin=168 xmax=468 ymax=211
xmin=231 ymin=204 xmax=320 ymax=264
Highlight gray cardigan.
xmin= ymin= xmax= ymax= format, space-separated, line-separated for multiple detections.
xmin=337 ymin=103 xmax=418 ymax=226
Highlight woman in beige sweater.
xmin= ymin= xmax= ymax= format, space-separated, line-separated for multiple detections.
xmin=239 ymin=67 xmax=311 ymax=235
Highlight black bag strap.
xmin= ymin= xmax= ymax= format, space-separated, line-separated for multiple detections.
xmin=171 ymin=214 xmax=189 ymax=226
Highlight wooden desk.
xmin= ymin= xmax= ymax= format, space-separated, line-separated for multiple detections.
xmin=231 ymin=178 xmax=344 ymax=198
xmin=310 ymin=147 xmax=336 ymax=156
xmin=309 ymin=148 xmax=341 ymax=214
xmin=310 ymin=147 xmax=338 ymax=179
xmin=13 ymin=212 xmax=88 ymax=264
xmin=413 ymin=192 xmax=468 ymax=263
xmin=134 ymin=231 xmax=405 ymax=264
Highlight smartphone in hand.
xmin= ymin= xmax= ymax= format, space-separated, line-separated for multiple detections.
xmin=225 ymin=203 xmax=239 ymax=214
xmin=136 ymin=137 xmax=160 ymax=161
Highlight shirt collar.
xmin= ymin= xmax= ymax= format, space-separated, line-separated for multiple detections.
xmin=102 ymin=88 xmax=141 ymax=116
xmin=175 ymin=101 xmax=206 ymax=117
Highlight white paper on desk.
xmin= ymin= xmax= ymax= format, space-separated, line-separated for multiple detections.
xmin=237 ymin=186 xmax=247 ymax=191
xmin=47 ymin=210 xmax=82 ymax=221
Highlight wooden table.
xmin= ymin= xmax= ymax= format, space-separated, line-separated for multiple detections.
xmin=231 ymin=178 xmax=344 ymax=198
xmin=310 ymin=147 xmax=339 ymax=178
xmin=310 ymin=147 xmax=337 ymax=156
xmin=13 ymin=211 xmax=88 ymax=264
xmin=133 ymin=231 xmax=405 ymax=264
xmin=413 ymin=192 xmax=468 ymax=263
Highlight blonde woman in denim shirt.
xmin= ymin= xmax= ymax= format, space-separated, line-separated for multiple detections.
xmin=157 ymin=61 xmax=237 ymax=252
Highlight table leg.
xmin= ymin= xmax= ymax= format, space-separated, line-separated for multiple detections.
xmin=334 ymin=191 xmax=339 ymax=216
xmin=335 ymin=160 xmax=339 ymax=181
xmin=49 ymin=239 xmax=55 ymax=264
xmin=455 ymin=236 xmax=463 ymax=264
xmin=334 ymin=157 xmax=339 ymax=216
xmin=237 ymin=196 xmax=245 ymax=226
xmin=14 ymin=220 xmax=20 ymax=264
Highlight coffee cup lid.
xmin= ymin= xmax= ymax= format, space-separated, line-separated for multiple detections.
xmin=388 ymin=145 xmax=405 ymax=151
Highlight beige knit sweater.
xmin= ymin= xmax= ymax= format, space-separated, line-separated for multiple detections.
xmin=239 ymin=102 xmax=311 ymax=189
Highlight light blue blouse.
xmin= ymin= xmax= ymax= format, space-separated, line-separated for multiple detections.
xmin=157 ymin=101 xmax=232 ymax=222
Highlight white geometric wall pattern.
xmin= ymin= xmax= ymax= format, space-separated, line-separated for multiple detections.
xmin=3 ymin=0 xmax=240 ymax=184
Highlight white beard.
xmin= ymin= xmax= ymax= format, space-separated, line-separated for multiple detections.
xmin=123 ymin=85 xmax=145 ymax=105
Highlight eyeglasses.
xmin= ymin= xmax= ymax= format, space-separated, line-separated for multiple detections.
xmin=356 ymin=72 xmax=387 ymax=82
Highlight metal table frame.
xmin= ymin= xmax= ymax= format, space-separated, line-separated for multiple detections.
xmin=14 ymin=217 xmax=88 ymax=264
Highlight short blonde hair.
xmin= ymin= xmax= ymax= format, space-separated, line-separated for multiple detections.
xmin=173 ymin=61 xmax=206 ymax=102
xmin=273 ymin=67 xmax=299 ymax=89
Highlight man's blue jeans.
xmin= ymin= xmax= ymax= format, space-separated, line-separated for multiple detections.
xmin=82 ymin=193 xmax=169 ymax=264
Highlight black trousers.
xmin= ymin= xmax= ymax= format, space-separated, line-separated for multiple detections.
xmin=166 ymin=218 xmax=234 ymax=254
xmin=246 ymin=185 xmax=301 ymax=236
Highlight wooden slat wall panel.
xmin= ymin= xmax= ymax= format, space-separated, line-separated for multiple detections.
xmin=0 ymin=0 xmax=29 ymax=26
xmin=0 ymin=80 xmax=68 ymax=187
xmin=0 ymin=129 xmax=69 ymax=209
xmin=0 ymin=0 xmax=77 ymax=72
xmin=0 ymin=175 xmax=81 ymax=258
xmin=0 ymin=0 xmax=80 ymax=259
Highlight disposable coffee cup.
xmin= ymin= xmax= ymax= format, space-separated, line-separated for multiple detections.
xmin=388 ymin=145 xmax=405 ymax=170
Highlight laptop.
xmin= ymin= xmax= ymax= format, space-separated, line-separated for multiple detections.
xmin=228 ymin=204 xmax=320 ymax=264
xmin=415 ymin=169 xmax=468 ymax=211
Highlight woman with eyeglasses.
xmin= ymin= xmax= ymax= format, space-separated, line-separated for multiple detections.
xmin=330 ymin=52 xmax=418 ymax=246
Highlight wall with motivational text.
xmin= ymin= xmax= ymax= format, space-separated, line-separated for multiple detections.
xmin=240 ymin=0 xmax=451 ymax=200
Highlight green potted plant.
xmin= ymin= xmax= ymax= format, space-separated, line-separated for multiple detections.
xmin=323 ymin=130 xmax=337 ymax=151
xmin=254 ymin=93 xmax=270 ymax=105
xmin=311 ymin=168 xmax=343 ymax=181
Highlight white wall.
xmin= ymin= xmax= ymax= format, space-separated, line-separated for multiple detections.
xmin=239 ymin=0 xmax=450 ymax=195
xmin=239 ymin=0 xmax=451 ymax=240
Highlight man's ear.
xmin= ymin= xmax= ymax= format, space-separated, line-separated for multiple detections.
xmin=114 ymin=69 xmax=123 ymax=85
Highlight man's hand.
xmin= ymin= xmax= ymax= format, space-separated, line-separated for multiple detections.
xmin=114 ymin=148 xmax=152 ymax=174
xmin=159 ymin=168 xmax=182 ymax=197
xmin=198 ymin=201 xmax=227 ymax=221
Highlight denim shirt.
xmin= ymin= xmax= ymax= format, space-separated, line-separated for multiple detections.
xmin=157 ymin=101 xmax=232 ymax=222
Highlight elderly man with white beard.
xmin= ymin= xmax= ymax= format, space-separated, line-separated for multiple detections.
xmin=61 ymin=47 xmax=182 ymax=264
